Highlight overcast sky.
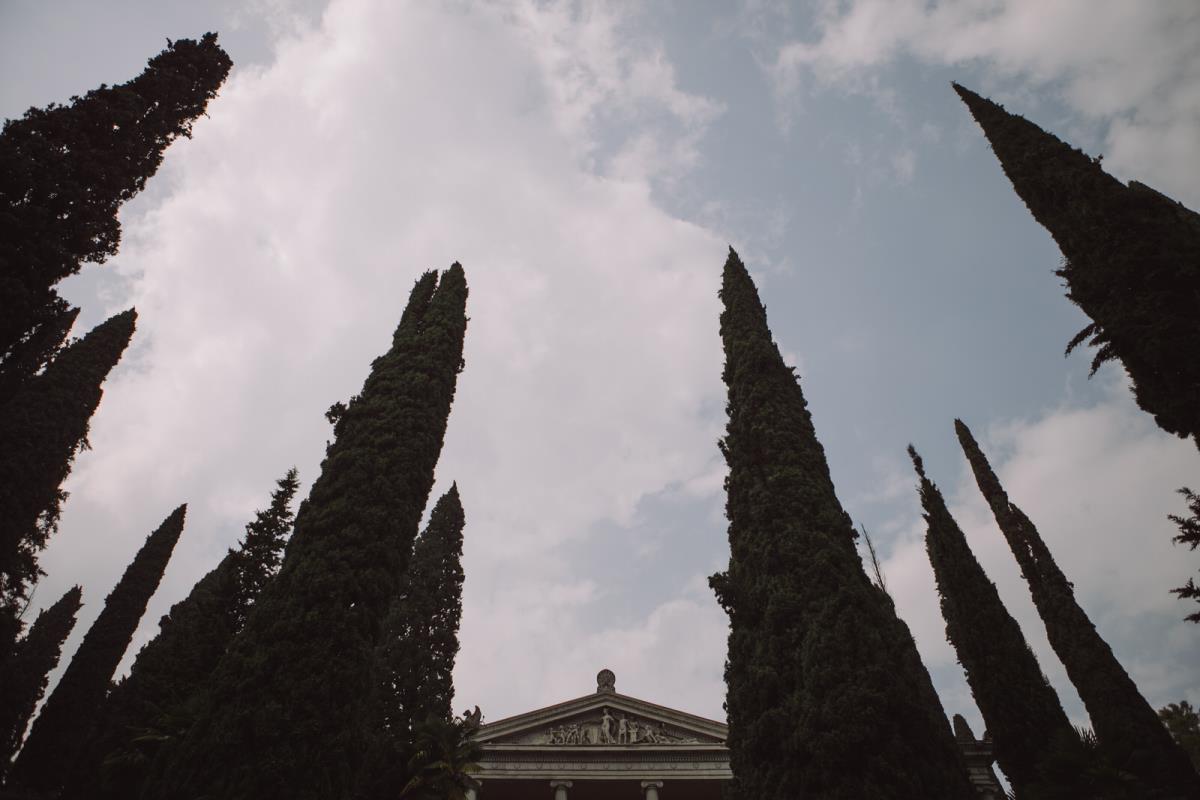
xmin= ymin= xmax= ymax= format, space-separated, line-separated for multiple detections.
xmin=3 ymin=0 xmax=1198 ymax=760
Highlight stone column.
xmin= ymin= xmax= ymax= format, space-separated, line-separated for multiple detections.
xmin=641 ymin=780 xmax=664 ymax=800
xmin=465 ymin=786 xmax=478 ymax=800
xmin=549 ymin=779 xmax=573 ymax=800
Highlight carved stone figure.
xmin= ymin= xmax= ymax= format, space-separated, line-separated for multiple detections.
xmin=599 ymin=708 xmax=615 ymax=744
xmin=617 ymin=714 xmax=629 ymax=744
xmin=628 ymin=719 xmax=640 ymax=743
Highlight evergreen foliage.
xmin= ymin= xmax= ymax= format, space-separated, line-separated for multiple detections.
xmin=955 ymin=420 xmax=1200 ymax=796
xmin=230 ymin=468 xmax=300 ymax=628
xmin=9 ymin=505 xmax=186 ymax=796
xmin=146 ymin=266 xmax=468 ymax=800
xmin=359 ymin=485 xmax=467 ymax=799
xmin=709 ymin=248 xmax=972 ymax=798
xmin=69 ymin=469 xmax=298 ymax=800
xmin=910 ymin=445 xmax=1082 ymax=796
xmin=1160 ymin=702 xmax=1200 ymax=773
xmin=1168 ymin=488 xmax=1200 ymax=623
xmin=398 ymin=713 xmax=482 ymax=800
xmin=0 ymin=34 xmax=230 ymax=363
xmin=953 ymin=83 xmax=1200 ymax=444
xmin=0 ymin=309 xmax=136 ymax=655
xmin=0 ymin=305 xmax=78 ymax=406
xmin=0 ymin=586 xmax=81 ymax=776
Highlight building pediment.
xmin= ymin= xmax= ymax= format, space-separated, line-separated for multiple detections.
xmin=476 ymin=669 xmax=726 ymax=750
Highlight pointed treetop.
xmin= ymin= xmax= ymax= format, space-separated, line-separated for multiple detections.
xmin=11 ymin=504 xmax=187 ymax=794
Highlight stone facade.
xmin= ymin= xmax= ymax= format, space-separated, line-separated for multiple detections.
xmin=467 ymin=670 xmax=1004 ymax=799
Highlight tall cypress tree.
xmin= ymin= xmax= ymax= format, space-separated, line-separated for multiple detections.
xmin=0 ymin=34 xmax=231 ymax=362
xmin=953 ymin=83 xmax=1200 ymax=444
xmin=1168 ymin=488 xmax=1200 ymax=623
xmin=10 ymin=505 xmax=187 ymax=796
xmin=910 ymin=445 xmax=1082 ymax=796
xmin=0 ymin=586 xmax=82 ymax=776
xmin=69 ymin=469 xmax=299 ymax=800
xmin=147 ymin=266 xmax=468 ymax=800
xmin=359 ymin=485 xmax=467 ymax=799
xmin=0 ymin=305 xmax=79 ymax=406
xmin=955 ymin=420 xmax=1200 ymax=796
xmin=0 ymin=308 xmax=137 ymax=655
xmin=709 ymin=249 xmax=972 ymax=798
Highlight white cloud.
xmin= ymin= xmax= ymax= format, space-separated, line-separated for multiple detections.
xmin=883 ymin=376 xmax=1200 ymax=733
xmin=770 ymin=0 xmax=1200 ymax=206
xmin=41 ymin=0 xmax=729 ymax=721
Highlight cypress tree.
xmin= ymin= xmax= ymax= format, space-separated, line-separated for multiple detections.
xmin=0 ymin=586 xmax=82 ymax=776
xmin=709 ymin=249 xmax=972 ymax=798
xmin=69 ymin=469 xmax=299 ymax=799
xmin=147 ymin=266 xmax=467 ymax=800
xmin=953 ymin=83 xmax=1200 ymax=444
xmin=9 ymin=505 xmax=186 ymax=796
xmin=0 ymin=34 xmax=230 ymax=361
xmin=359 ymin=485 xmax=467 ymax=799
xmin=0 ymin=304 xmax=78 ymax=406
xmin=910 ymin=445 xmax=1083 ymax=796
xmin=0 ymin=308 xmax=137 ymax=655
xmin=1168 ymin=488 xmax=1200 ymax=623
xmin=955 ymin=420 xmax=1200 ymax=796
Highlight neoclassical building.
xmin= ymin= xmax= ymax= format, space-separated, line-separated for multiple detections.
xmin=467 ymin=669 xmax=1003 ymax=799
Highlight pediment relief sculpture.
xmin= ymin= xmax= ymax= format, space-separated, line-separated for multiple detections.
xmin=540 ymin=707 xmax=706 ymax=746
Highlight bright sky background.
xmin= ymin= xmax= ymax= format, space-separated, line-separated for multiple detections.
xmin=3 ymin=0 xmax=1198 ymax=768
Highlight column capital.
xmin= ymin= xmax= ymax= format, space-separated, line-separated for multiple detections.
xmin=549 ymin=780 xmax=574 ymax=788
xmin=641 ymin=781 xmax=664 ymax=789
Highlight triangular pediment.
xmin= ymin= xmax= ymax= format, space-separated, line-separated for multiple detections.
xmin=476 ymin=690 xmax=727 ymax=748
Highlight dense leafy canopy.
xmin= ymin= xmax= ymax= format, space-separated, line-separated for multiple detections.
xmin=911 ymin=446 xmax=1082 ymax=796
xmin=67 ymin=469 xmax=299 ymax=799
xmin=10 ymin=505 xmax=187 ymax=796
xmin=359 ymin=485 xmax=467 ymax=799
xmin=1168 ymin=488 xmax=1200 ymax=623
xmin=0 ymin=34 xmax=230 ymax=366
xmin=146 ymin=266 xmax=467 ymax=799
xmin=710 ymin=249 xmax=972 ymax=798
xmin=954 ymin=83 xmax=1200 ymax=445
xmin=955 ymin=420 xmax=1200 ymax=796
xmin=0 ymin=585 xmax=81 ymax=777
xmin=0 ymin=309 xmax=136 ymax=656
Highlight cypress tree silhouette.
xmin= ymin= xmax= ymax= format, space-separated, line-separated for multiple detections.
xmin=709 ymin=248 xmax=972 ymax=798
xmin=955 ymin=420 xmax=1200 ymax=796
xmin=0 ymin=34 xmax=230 ymax=363
xmin=69 ymin=470 xmax=299 ymax=800
xmin=0 ymin=585 xmax=81 ymax=776
xmin=0 ymin=308 xmax=136 ymax=655
xmin=953 ymin=83 xmax=1200 ymax=445
xmin=910 ymin=445 xmax=1083 ymax=795
xmin=1168 ymin=488 xmax=1200 ymax=623
xmin=0 ymin=304 xmax=78 ymax=405
xmin=359 ymin=485 xmax=467 ymax=799
xmin=10 ymin=505 xmax=187 ymax=796
xmin=147 ymin=266 xmax=467 ymax=800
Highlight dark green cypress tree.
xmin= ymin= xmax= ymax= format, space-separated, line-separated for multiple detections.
xmin=910 ymin=445 xmax=1083 ymax=796
xmin=0 ymin=586 xmax=82 ymax=777
xmin=955 ymin=420 xmax=1200 ymax=796
xmin=230 ymin=467 xmax=300 ymax=628
xmin=9 ymin=505 xmax=186 ymax=796
xmin=67 ymin=469 xmax=299 ymax=800
xmin=0 ymin=304 xmax=78 ymax=406
xmin=0 ymin=308 xmax=137 ymax=655
xmin=0 ymin=34 xmax=230 ymax=362
xmin=953 ymin=83 xmax=1200 ymax=444
xmin=359 ymin=485 xmax=467 ymax=799
xmin=1168 ymin=488 xmax=1200 ymax=623
xmin=147 ymin=266 xmax=467 ymax=800
xmin=709 ymin=249 xmax=972 ymax=798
